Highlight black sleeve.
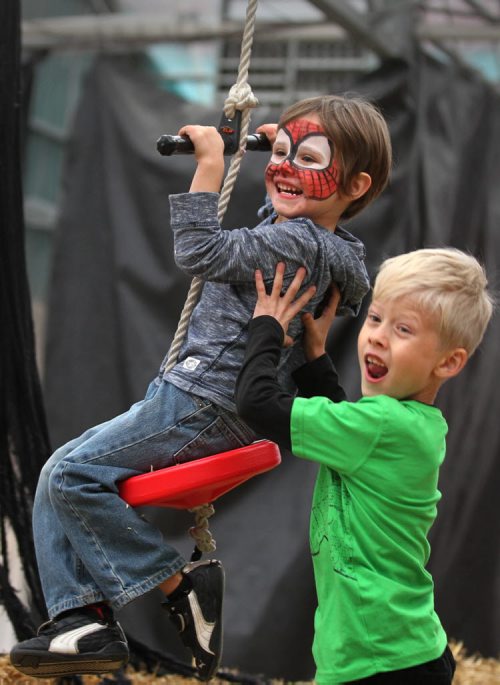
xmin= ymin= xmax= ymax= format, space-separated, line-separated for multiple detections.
xmin=235 ymin=316 xmax=347 ymax=451
xmin=236 ymin=316 xmax=295 ymax=450
xmin=292 ymin=355 xmax=347 ymax=401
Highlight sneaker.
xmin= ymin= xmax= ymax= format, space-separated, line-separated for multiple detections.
xmin=9 ymin=606 xmax=129 ymax=678
xmin=163 ymin=559 xmax=224 ymax=681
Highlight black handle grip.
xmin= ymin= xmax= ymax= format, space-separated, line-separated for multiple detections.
xmin=246 ymin=133 xmax=272 ymax=152
xmin=156 ymin=135 xmax=195 ymax=155
xmin=157 ymin=132 xmax=271 ymax=156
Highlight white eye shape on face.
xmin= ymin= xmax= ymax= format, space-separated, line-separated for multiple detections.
xmin=270 ymin=128 xmax=291 ymax=164
xmin=293 ymin=135 xmax=332 ymax=170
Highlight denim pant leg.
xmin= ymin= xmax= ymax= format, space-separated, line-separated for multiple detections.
xmin=40 ymin=380 xmax=255 ymax=617
xmin=33 ymin=382 xmax=161 ymax=616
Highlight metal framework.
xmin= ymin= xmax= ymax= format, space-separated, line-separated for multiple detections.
xmin=21 ymin=0 xmax=500 ymax=104
xmin=21 ymin=2 xmax=500 ymax=53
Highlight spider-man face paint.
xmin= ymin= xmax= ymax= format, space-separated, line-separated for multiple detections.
xmin=265 ymin=119 xmax=338 ymax=200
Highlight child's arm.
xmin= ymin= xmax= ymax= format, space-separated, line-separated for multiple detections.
xmin=293 ymin=283 xmax=347 ymax=400
xmin=302 ymin=284 xmax=341 ymax=363
xmin=251 ymin=263 xmax=317 ymax=347
xmin=236 ymin=265 xmax=344 ymax=446
xmin=250 ymin=262 xmax=346 ymax=399
xmin=236 ymin=315 xmax=295 ymax=449
xmin=293 ymin=353 xmax=346 ymax=402
xmin=177 ymin=125 xmax=225 ymax=192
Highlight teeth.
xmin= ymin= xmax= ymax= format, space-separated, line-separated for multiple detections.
xmin=277 ymin=184 xmax=301 ymax=195
xmin=366 ymin=356 xmax=386 ymax=367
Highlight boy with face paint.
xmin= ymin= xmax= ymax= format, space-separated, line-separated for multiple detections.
xmin=10 ymin=95 xmax=391 ymax=682
xmin=267 ymin=118 xmax=340 ymax=203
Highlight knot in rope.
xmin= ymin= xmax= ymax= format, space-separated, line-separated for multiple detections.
xmin=188 ymin=503 xmax=216 ymax=553
xmin=223 ymin=82 xmax=259 ymax=120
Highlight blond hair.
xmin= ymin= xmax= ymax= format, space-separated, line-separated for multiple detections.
xmin=279 ymin=94 xmax=392 ymax=219
xmin=373 ymin=248 xmax=495 ymax=355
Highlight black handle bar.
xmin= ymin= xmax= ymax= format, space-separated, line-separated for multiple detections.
xmin=157 ymin=132 xmax=271 ymax=156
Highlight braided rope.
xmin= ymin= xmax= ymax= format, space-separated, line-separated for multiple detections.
xmin=163 ymin=0 xmax=259 ymax=373
xmin=188 ymin=504 xmax=216 ymax=553
xmin=165 ymin=0 xmax=260 ymax=555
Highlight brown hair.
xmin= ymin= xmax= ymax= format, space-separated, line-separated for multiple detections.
xmin=279 ymin=94 xmax=392 ymax=219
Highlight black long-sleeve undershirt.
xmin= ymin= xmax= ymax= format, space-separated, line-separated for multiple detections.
xmin=235 ymin=316 xmax=346 ymax=450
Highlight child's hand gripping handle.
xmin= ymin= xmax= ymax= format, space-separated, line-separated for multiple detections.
xmin=157 ymin=109 xmax=271 ymax=156
xmin=157 ymin=132 xmax=271 ymax=156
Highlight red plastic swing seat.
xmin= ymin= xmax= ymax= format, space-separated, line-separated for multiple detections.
xmin=118 ymin=440 xmax=281 ymax=510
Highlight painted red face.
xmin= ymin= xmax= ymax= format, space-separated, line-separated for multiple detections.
xmin=265 ymin=119 xmax=338 ymax=200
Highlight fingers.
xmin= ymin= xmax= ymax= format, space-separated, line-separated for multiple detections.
xmin=301 ymin=311 xmax=314 ymax=327
xmin=256 ymin=123 xmax=278 ymax=144
xmin=291 ymin=284 xmax=316 ymax=312
xmin=177 ymin=125 xmax=224 ymax=158
xmin=254 ymin=268 xmax=267 ymax=299
xmin=254 ymin=262 xmax=287 ymax=299
xmin=322 ymin=285 xmax=341 ymax=317
xmin=270 ymin=262 xmax=286 ymax=298
xmin=271 ymin=264 xmax=314 ymax=316
xmin=282 ymin=265 xmax=307 ymax=303
xmin=177 ymin=124 xmax=217 ymax=137
xmin=177 ymin=124 xmax=200 ymax=138
xmin=301 ymin=311 xmax=317 ymax=346
xmin=268 ymin=263 xmax=314 ymax=306
xmin=253 ymin=262 xmax=315 ymax=325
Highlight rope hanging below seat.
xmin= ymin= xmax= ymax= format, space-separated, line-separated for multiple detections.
xmin=119 ymin=441 xmax=281 ymax=557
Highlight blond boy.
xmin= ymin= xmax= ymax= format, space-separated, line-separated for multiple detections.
xmin=236 ymin=249 xmax=494 ymax=684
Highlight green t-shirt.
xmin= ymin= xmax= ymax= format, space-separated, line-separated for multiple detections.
xmin=291 ymin=394 xmax=449 ymax=684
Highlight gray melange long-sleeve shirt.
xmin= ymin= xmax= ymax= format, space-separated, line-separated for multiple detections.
xmin=161 ymin=192 xmax=369 ymax=412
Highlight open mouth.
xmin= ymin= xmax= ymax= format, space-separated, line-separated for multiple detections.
xmin=276 ymin=182 xmax=303 ymax=197
xmin=365 ymin=355 xmax=388 ymax=381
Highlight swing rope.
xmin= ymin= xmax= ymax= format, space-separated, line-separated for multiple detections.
xmin=188 ymin=504 xmax=216 ymax=554
xmin=164 ymin=0 xmax=259 ymax=375
xmin=163 ymin=0 xmax=260 ymax=555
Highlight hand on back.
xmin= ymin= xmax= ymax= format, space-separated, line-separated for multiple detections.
xmin=301 ymin=285 xmax=340 ymax=361
xmin=253 ymin=262 xmax=341 ymax=357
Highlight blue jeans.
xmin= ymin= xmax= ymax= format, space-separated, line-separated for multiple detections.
xmin=33 ymin=378 xmax=255 ymax=618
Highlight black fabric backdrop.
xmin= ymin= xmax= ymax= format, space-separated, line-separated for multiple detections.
xmin=43 ymin=50 xmax=500 ymax=679
xmin=0 ymin=0 xmax=49 ymax=639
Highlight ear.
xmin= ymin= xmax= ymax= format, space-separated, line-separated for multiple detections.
xmin=348 ymin=172 xmax=372 ymax=200
xmin=434 ymin=347 xmax=468 ymax=380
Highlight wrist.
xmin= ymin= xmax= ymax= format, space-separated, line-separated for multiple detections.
xmin=190 ymin=160 xmax=224 ymax=192
xmin=249 ymin=315 xmax=286 ymax=339
xmin=305 ymin=347 xmax=326 ymax=362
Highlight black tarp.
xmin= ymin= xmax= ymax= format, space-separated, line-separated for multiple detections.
xmin=0 ymin=0 xmax=49 ymax=639
xmin=42 ymin=51 xmax=500 ymax=679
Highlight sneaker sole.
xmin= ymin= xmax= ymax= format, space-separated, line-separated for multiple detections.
xmin=188 ymin=560 xmax=225 ymax=680
xmin=11 ymin=645 xmax=128 ymax=678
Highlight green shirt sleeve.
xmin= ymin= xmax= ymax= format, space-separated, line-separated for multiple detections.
xmin=291 ymin=395 xmax=385 ymax=475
